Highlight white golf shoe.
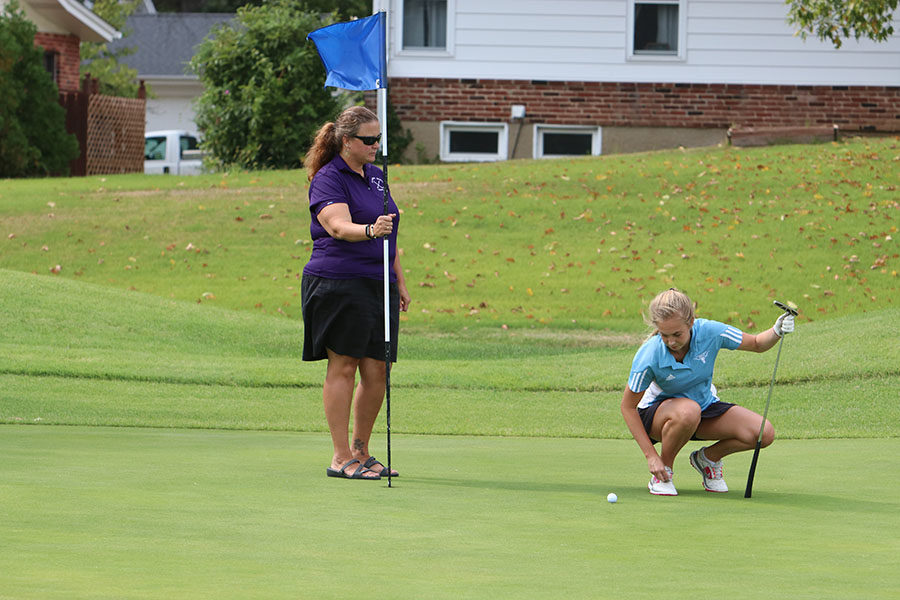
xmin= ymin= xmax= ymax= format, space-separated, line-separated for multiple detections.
xmin=690 ymin=447 xmax=728 ymax=493
xmin=648 ymin=466 xmax=678 ymax=496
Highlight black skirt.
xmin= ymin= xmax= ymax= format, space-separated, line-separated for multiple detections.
xmin=301 ymin=274 xmax=399 ymax=362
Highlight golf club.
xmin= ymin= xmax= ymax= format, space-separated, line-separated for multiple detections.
xmin=744 ymin=300 xmax=798 ymax=498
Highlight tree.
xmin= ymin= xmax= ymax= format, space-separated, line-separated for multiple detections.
xmin=155 ymin=0 xmax=371 ymax=21
xmin=787 ymin=0 xmax=898 ymax=48
xmin=80 ymin=0 xmax=143 ymax=97
xmin=0 ymin=1 xmax=79 ymax=177
xmin=190 ymin=0 xmax=342 ymax=170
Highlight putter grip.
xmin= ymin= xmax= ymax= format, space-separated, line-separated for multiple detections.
xmin=744 ymin=441 xmax=762 ymax=498
xmin=773 ymin=300 xmax=799 ymax=316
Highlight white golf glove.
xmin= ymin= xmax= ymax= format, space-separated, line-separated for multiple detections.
xmin=774 ymin=313 xmax=794 ymax=337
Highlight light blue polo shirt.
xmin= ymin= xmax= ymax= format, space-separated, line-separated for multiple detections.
xmin=628 ymin=318 xmax=744 ymax=410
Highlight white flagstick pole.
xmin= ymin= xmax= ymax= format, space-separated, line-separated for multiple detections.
xmin=377 ymin=10 xmax=391 ymax=488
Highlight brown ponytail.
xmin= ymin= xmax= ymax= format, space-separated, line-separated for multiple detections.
xmin=304 ymin=106 xmax=378 ymax=181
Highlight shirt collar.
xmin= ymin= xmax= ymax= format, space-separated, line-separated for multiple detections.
xmin=657 ymin=335 xmax=692 ymax=369
xmin=332 ymin=154 xmax=369 ymax=179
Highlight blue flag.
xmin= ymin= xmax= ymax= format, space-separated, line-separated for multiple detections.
xmin=307 ymin=12 xmax=386 ymax=91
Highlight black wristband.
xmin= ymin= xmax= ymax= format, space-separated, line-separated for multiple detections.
xmin=365 ymin=223 xmax=375 ymax=239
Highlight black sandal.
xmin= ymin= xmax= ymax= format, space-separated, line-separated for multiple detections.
xmin=326 ymin=459 xmax=381 ymax=479
xmin=363 ymin=456 xmax=399 ymax=478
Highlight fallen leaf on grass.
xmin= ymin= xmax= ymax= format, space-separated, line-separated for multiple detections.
xmin=871 ymin=255 xmax=889 ymax=269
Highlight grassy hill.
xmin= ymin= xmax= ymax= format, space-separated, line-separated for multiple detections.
xmin=1 ymin=140 xmax=898 ymax=599
xmin=1 ymin=137 xmax=898 ymax=437
xmin=2 ymin=137 xmax=897 ymax=331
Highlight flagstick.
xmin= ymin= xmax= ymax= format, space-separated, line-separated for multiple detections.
xmin=307 ymin=11 xmax=392 ymax=485
xmin=378 ymin=84 xmax=391 ymax=488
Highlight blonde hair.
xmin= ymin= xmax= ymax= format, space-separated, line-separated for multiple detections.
xmin=303 ymin=106 xmax=378 ymax=181
xmin=646 ymin=288 xmax=695 ymax=335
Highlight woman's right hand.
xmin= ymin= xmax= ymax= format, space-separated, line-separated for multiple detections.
xmin=371 ymin=213 xmax=396 ymax=238
xmin=647 ymin=454 xmax=670 ymax=482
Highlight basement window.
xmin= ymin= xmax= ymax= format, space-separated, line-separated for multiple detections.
xmin=440 ymin=122 xmax=509 ymax=162
xmin=534 ymin=125 xmax=602 ymax=159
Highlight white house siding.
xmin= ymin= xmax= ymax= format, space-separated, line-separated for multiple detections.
xmin=377 ymin=0 xmax=900 ymax=86
xmin=371 ymin=0 xmax=899 ymax=160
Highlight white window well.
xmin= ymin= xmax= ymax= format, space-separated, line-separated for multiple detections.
xmin=440 ymin=122 xmax=509 ymax=162
xmin=627 ymin=0 xmax=686 ymax=60
xmin=534 ymin=125 xmax=601 ymax=159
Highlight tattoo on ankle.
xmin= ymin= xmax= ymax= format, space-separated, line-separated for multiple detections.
xmin=353 ymin=438 xmax=365 ymax=452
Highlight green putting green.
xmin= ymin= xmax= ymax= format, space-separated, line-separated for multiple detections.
xmin=1 ymin=426 xmax=897 ymax=599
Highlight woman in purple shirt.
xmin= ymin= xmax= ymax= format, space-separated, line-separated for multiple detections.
xmin=302 ymin=106 xmax=410 ymax=480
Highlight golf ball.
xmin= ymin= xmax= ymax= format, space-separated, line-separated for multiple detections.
xmin=607 ymin=493 xmax=618 ymax=503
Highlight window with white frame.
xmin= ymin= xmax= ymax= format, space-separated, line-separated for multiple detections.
xmin=534 ymin=125 xmax=602 ymax=159
xmin=440 ymin=122 xmax=509 ymax=162
xmin=628 ymin=0 xmax=686 ymax=60
xmin=402 ymin=0 xmax=448 ymax=50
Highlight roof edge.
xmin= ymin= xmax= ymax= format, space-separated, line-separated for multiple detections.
xmin=58 ymin=0 xmax=121 ymax=43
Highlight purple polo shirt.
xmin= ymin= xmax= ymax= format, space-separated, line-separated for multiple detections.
xmin=303 ymin=155 xmax=398 ymax=281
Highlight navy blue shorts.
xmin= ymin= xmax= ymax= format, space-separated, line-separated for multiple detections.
xmin=638 ymin=400 xmax=735 ymax=443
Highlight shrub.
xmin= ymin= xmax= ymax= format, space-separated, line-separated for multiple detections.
xmin=0 ymin=1 xmax=79 ymax=177
xmin=190 ymin=0 xmax=341 ymax=171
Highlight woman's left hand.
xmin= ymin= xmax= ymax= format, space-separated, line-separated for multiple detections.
xmin=398 ymin=285 xmax=411 ymax=312
xmin=774 ymin=313 xmax=794 ymax=337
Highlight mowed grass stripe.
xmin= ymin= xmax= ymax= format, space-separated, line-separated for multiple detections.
xmin=3 ymin=373 xmax=896 ymax=438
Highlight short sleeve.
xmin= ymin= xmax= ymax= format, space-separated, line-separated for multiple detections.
xmin=627 ymin=341 xmax=656 ymax=393
xmin=309 ymin=167 xmax=348 ymax=216
xmin=717 ymin=323 xmax=744 ymax=350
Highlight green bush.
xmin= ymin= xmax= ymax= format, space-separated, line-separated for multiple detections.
xmin=79 ymin=0 xmax=144 ymax=98
xmin=0 ymin=1 xmax=79 ymax=177
xmin=190 ymin=0 xmax=341 ymax=171
xmin=383 ymin=92 xmax=414 ymax=163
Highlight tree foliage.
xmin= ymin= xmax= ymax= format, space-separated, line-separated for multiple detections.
xmin=190 ymin=0 xmax=341 ymax=170
xmin=80 ymin=0 xmax=143 ymax=97
xmin=383 ymin=93 xmax=414 ymax=164
xmin=0 ymin=1 xmax=79 ymax=177
xmin=155 ymin=0 xmax=371 ymax=21
xmin=787 ymin=0 xmax=898 ymax=48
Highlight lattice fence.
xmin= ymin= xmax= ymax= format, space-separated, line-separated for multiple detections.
xmin=85 ymin=94 xmax=146 ymax=175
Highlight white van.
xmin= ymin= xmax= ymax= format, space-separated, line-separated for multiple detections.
xmin=144 ymin=130 xmax=204 ymax=175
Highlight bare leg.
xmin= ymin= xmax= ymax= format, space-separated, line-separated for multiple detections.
xmin=322 ymin=349 xmax=377 ymax=478
xmin=695 ymin=404 xmax=775 ymax=462
xmin=650 ymin=397 xmax=702 ymax=478
xmin=351 ymin=357 xmax=398 ymax=476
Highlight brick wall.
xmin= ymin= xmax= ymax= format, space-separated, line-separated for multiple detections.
xmin=34 ymin=32 xmax=81 ymax=92
xmin=387 ymin=78 xmax=900 ymax=133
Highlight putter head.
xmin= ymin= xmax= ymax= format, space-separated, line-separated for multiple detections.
xmin=774 ymin=300 xmax=798 ymax=316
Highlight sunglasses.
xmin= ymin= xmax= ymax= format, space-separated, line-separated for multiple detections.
xmin=353 ymin=134 xmax=382 ymax=146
